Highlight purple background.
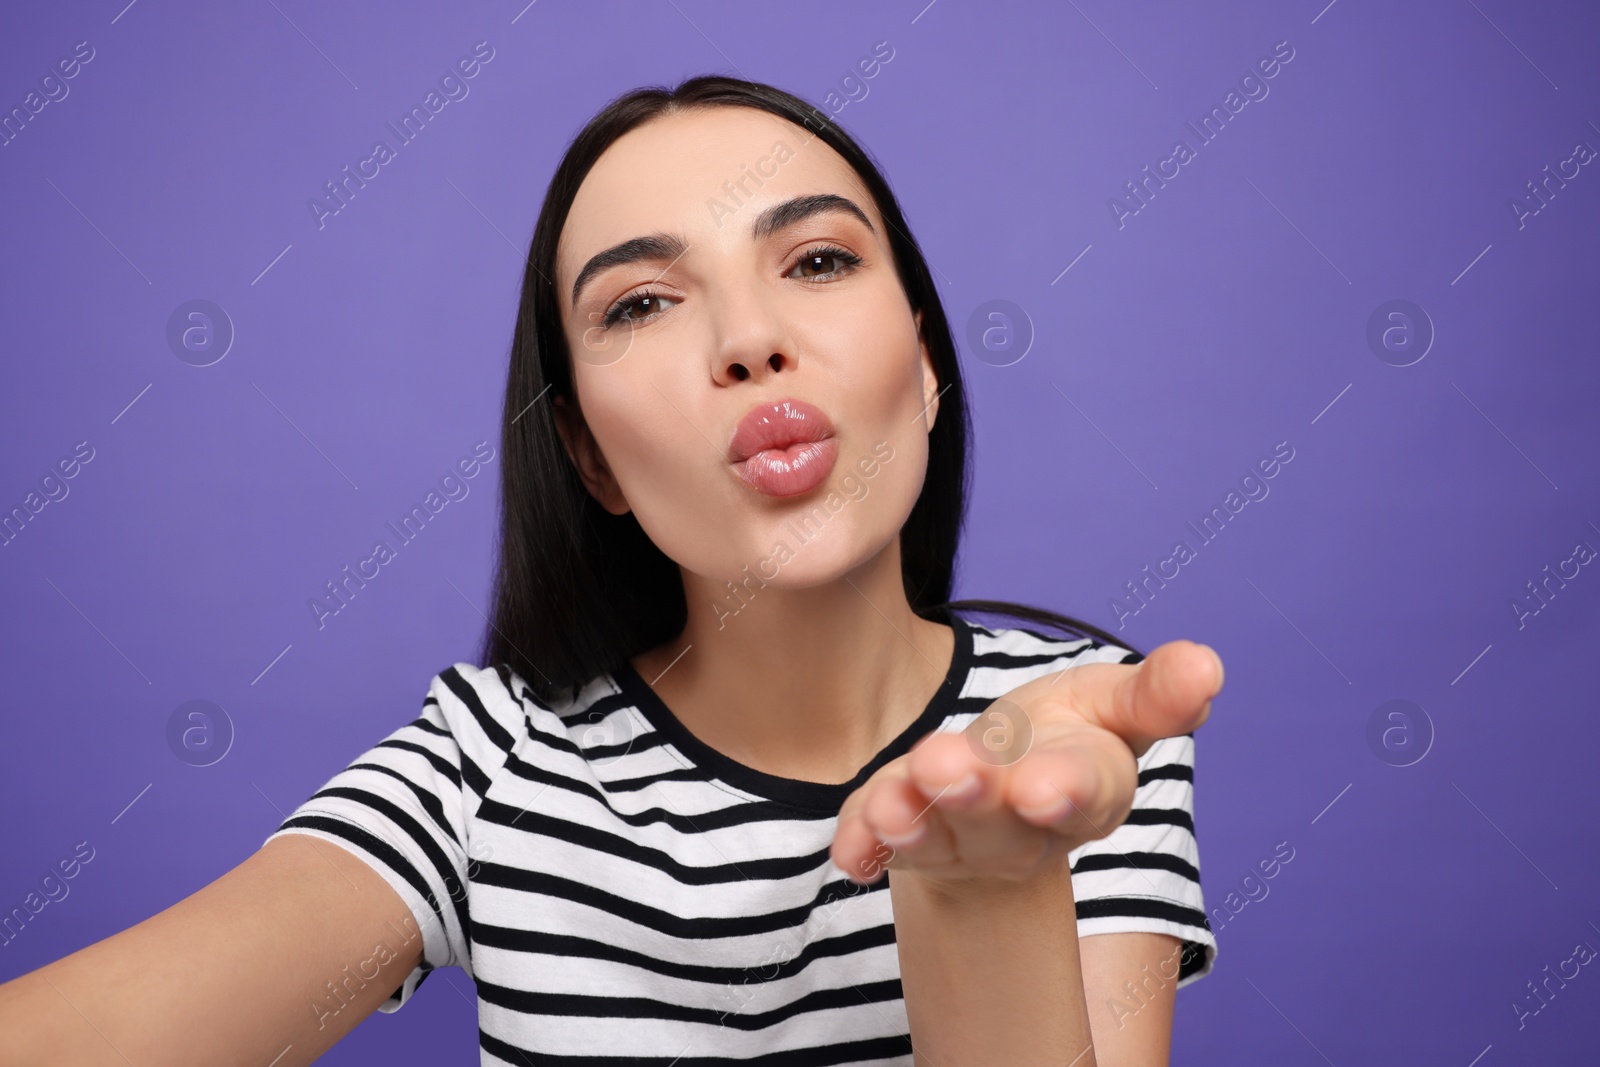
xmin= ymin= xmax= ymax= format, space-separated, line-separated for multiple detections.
xmin=3 ymin=0 xmax=1598 ymax=1061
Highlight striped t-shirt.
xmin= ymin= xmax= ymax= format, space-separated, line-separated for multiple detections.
xmin=264 ymin=613 xmax=1217 ymax=1064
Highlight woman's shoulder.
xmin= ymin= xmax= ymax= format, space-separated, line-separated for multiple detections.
xmin=962 ymin=616 xmax=1143 ymax=667
xmin=961 ymin=621 xmax=1197 ymax=763
xmin=422 ymin=659 xmax=631 ymax=743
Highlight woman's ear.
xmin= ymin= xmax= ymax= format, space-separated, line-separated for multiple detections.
xmin=551 ymin=394 xmax=631 ymax=515
xmin=914 ymin=309 xmax=940 ymax=432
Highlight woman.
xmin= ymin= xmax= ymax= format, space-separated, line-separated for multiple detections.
xmin=0 ymin=75 xmax=1222 ymax=1065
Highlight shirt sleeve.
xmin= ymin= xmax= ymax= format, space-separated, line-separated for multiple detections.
xmin=260 ymin=663 xmax=523 ymax=1011
xmin=1064 ymin=648 xmax=1218 ymax=989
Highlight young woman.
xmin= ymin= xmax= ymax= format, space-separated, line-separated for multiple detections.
xmin=0 ymin=76 xmax=1222 ymax=1066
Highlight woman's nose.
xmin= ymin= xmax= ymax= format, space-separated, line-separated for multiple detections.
xmin=709 ymin=285 xmax=798 ymax=384
xmin=721 ymin=350 xmax=794 ymax=382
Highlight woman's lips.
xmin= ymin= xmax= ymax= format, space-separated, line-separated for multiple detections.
xmin=727 ymin=398 xmax=838 ymax=497
xmin=732 ymin=437 xmax=839 ymax=497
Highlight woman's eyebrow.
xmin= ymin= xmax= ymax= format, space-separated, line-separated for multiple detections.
xmin=570 ymin=234 xmax=687 ymax=310
xmin=569 ymin=193 xmax=876 ymax=308
xmin=750 ymin=192 xmax=875 ymax=242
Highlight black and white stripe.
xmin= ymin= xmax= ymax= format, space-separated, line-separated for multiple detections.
xmin=266 ymin=614 xmax=1216 ymax=1064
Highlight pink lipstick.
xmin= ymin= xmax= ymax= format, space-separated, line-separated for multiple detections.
xmin=727 ymin=398 xmax=839 ymax=498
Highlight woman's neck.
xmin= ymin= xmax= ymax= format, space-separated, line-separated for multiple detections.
xmin=628 ymin=550 xmax=955 ymax=785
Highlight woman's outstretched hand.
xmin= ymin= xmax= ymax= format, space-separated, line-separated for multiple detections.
xmin=830 ymin=638 xmax=1224 ymax=889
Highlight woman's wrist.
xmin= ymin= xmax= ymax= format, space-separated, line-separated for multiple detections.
xmin=889 ymin=851 xmax=1077 ymax=909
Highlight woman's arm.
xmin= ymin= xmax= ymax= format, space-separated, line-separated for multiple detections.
xmin=1079 ymin=932 xmax=1183 ymax=1064
xmin=892 ymin=873 xmax=1189 ymax=1067
xmin=890 ymin=859 xmax=1098 ymax=1066
xmin=840 ymin=640 xmax=1221 ymax=1064
xmin=0 ymin=834 xmax=424 ymax=1067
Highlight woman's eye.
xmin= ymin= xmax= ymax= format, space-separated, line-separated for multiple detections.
xmin=601 ymin=248 xmax=861 ymax=328
xmin=602 ymin=290 xmax=676 ymax=328
xmin=789 ymin=246 xmax=862 ymax=281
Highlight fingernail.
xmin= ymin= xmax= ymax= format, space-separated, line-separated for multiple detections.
xmin=942 ymin=772 xmax=980 ymax=801
xmin=879 ymin=823 xmax=928 ymax=848
xmin=1018 ymin=794 xmax=1074 ymax=823
xmin=1205 ymin=645 xmax=1224 ymax=690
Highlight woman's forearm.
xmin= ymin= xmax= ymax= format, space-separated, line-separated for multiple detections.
xmin=889 ymin=855 xmax=1095 ymax=1066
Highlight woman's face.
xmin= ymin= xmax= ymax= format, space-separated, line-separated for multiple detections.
xmin=553 ymin=105 xmax=941 ymax=592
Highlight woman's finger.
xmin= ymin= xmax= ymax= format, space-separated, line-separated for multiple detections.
xmin=831 ymin=801 xmax=893 ymax=884
xmin=834 ymin=757 xmax=959 ymax=884
xmin=1035 ymin=639 xmax=1222 ymax=758
xmin=859 ymin=768 xmax=957 ymax=866
xmin=905 ymin=728 xmax=1009 ymax=815
xmin=900 ymin=733 xmax=1067 ymax=878
xmin=1004 ymin=727 xmax=1139 ymax=846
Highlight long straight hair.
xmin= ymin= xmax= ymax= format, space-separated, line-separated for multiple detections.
xmin=480 ymin=75 xmax=1140 ymax=703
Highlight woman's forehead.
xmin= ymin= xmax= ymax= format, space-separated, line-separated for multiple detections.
xmin=558 ymin=108 xmax=874 ymax=291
